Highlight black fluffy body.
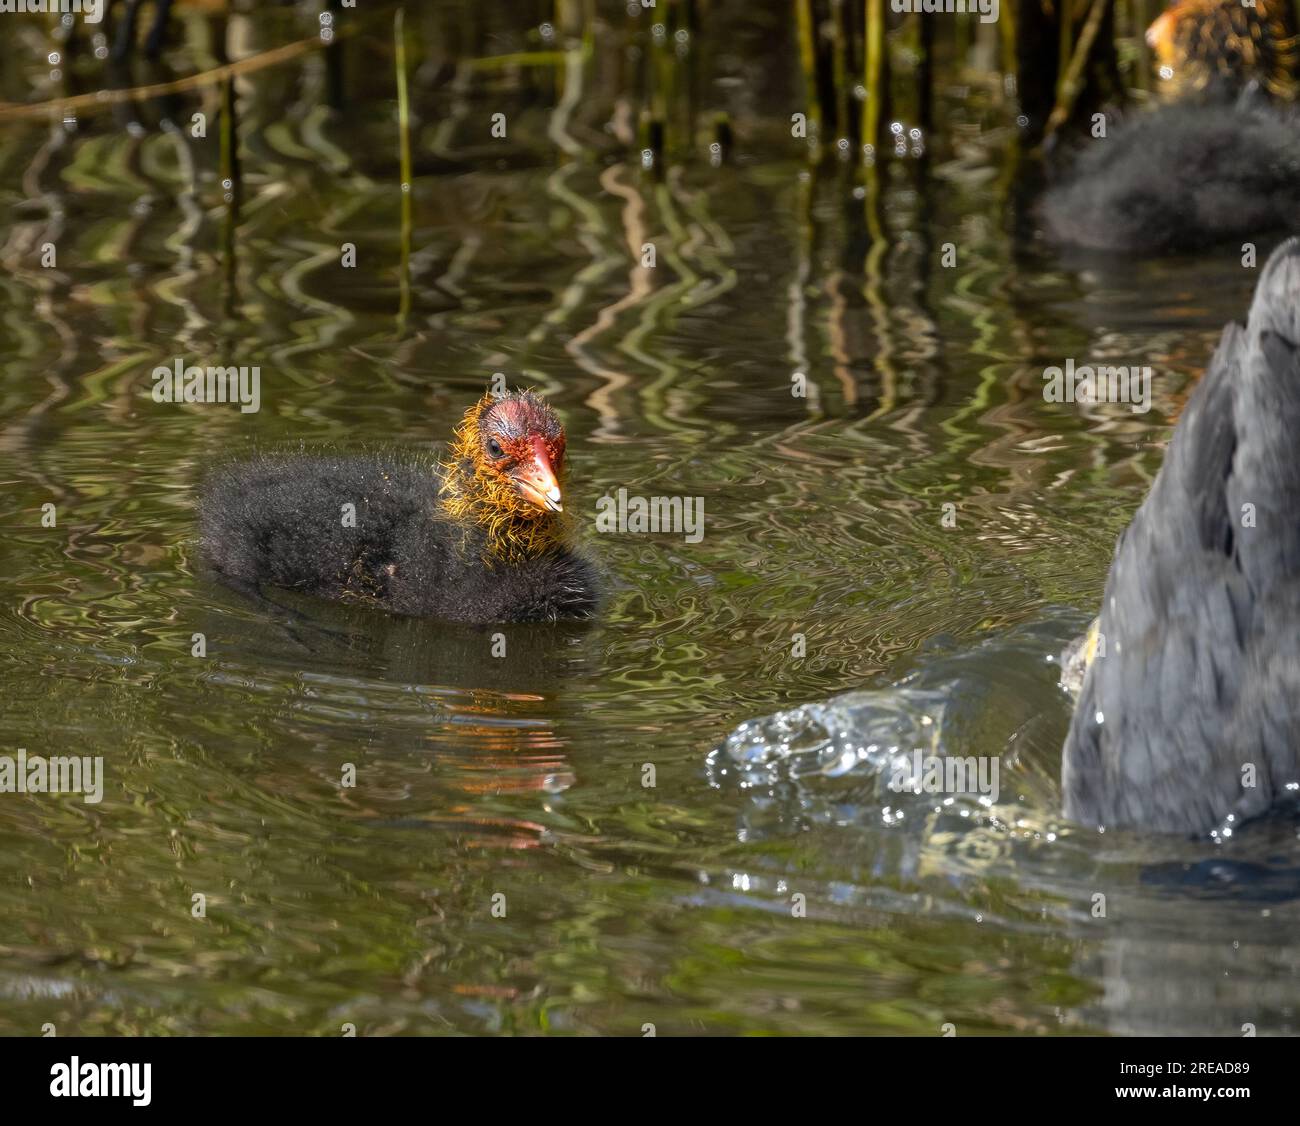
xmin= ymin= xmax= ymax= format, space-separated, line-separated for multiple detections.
xmin=1041 ymin=100 xmax=1300 ymax=254
xmin=198 ymin=452 xmax=598 ymax=624
xmin=1062 ymin=238 xmax=1300 ymax=834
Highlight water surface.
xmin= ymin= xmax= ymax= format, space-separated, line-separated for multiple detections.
xmin=0 ymin=3 xmax=1295 ymax=1036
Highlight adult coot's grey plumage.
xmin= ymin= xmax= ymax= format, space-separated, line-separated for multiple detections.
xmin=198 ymin=390 xmax=599 ymax=624
xmin=1062 ymin=238 xmax=1300 ymax=834
xmin=1041 ymin=0 xmax=1300 ymax=254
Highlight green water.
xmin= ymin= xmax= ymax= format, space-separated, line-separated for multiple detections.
xmin=0 ymin=2 xmax=1296 ymax=1036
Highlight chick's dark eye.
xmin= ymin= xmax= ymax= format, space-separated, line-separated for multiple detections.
xmin=486 ymin=438 xmax=505 ymax=460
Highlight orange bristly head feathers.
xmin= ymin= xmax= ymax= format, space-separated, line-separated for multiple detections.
xmin=1147 ymin=0 xmax=1299 ymax=100
xmin=439 ymin=390 xmax=571 ymax=563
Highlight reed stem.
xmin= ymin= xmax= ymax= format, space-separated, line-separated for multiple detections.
xmin=863 ymin=0 xmax=886 ymax=159
xmin=395 ymin=7 xmax=413 ymax=327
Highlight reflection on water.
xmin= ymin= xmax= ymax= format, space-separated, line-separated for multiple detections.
xmin=0 ymin=1 xmax=1296 ymax=1036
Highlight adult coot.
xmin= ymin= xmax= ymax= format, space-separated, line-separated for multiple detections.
xmin=1062 ymin=239 xmax=1300 ymax=834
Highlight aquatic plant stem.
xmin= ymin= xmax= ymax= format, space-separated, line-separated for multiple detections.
xmin=796 ymin=0 xmax=822 ymax=159
xmin=395 ymin=7 xmax=412 ymax=328
xmin=219 ymin=75 xmax=240 ymax=316
xmin=863 ymin=0 xmax=886 ymax=158
xmin=1042 ymin=0 xmax=1112 ymax=146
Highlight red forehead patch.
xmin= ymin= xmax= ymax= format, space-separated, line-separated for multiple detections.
xmin=484 ymin=394 xmax=563 ymax=442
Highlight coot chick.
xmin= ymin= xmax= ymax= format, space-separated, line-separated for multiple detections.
xmin=1147 ymin=0 xmax=1298 ymax=103
xmin=1041 ymin=0 xmax=1300 ymax=254
xmin=1041 ymin=100 xmax=1300 ymax=254
xmin=1062 ymin=238 xmax=1300 ymax=834
xmin=198 ymin=390 xmax=599 ymax=623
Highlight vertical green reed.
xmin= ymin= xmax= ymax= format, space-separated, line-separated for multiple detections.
xmin=915 ymin=11 xmax=934 ymax=136
xmin=219 ymin=75 xmax=240 ymax=314
xmin=863 ymin=0 xmax=885 ymax=158
xmin=1057 ymin=0 xmax=1076 ymax=101
xmin=796 ymin=0 xmax=822 ymax=159
xmin=1132 ymin=0 xmax=1151 ymax=92
xmin=395 ymin=7 xmax=413 ymax=327
xmin=999 ymin=0 xmax=1017 ymax=88
xmin=831 ymin=0 xmax=853 ymax=150
xmin=219 ymin=76 xmax=241 ymax=214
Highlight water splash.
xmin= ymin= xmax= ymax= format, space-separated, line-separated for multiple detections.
xmin=710 ymin=685 xmax=948 ymax=786
xmin=706 ymin=617 xmax=1089 ymax=838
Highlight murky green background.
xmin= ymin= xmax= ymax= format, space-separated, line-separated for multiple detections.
xmin=0 ymin=2 xmax=1296 ymax=1036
